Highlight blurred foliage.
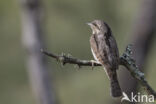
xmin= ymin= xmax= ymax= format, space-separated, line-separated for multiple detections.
xmin=0 ymin=0 xmax=155 ymax=104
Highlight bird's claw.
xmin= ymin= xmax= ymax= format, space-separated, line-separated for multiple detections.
xmin=91 ymin=60 xmax=97 ymax=70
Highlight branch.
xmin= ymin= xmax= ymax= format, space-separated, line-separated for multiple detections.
xmin=120 ymin=45 xmax=156 ymax=98
xmin=41 ymin=45 xmax=156 ymax=98
xmin=41 ymin=49 xmax=101 ymax=67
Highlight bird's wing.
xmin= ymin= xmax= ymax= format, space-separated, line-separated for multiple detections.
xmin=90 ymin=33 xmax=119 ymax=70
xmin=98 ymin=34 xmax=111 ymax=65
xmin=90 ymin=34 xmax=109 ymax=65
xmin=97 ymin=33 xmax=119 ymax=70
xmin=108 ymin=35 xmax=119 ymax=69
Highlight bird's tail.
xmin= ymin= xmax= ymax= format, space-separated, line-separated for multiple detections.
xmin=110 ymin=75 xmax=122 ymax=97
xmin=103 ymin=66 xmax=122 ymax=97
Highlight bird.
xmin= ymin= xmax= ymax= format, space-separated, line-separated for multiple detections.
xmin=87 ymin=20 xmax=122 ymax=97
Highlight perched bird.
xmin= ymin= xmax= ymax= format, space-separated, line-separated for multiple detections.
xmin=87 ymin=20 xmax=122 ymax=97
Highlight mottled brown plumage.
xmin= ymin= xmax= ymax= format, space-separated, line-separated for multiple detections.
xmin=88 ymin=20 xmax=122 ymax=97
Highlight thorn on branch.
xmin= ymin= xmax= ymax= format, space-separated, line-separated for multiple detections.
xmin=41 ymin=45 xmax=156 ymax=98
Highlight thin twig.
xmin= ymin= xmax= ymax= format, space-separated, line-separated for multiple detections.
xmin=41 ymin=49 xmax=101 ymax=67
xmin=41 ymin=45 xmax=156 ymax=98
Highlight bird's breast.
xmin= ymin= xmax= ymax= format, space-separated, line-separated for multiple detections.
xmin=91 ymin=48 xmax=100 ymax=63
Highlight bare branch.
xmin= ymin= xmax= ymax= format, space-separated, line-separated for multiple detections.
xmin=41 ymin=45 xmax=156 ymax=98
xmin=41 ymin=49 xmax=101 ymax=67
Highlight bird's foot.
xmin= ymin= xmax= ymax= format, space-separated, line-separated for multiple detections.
xmin=91 ymin=60 xmax=98 ymax=70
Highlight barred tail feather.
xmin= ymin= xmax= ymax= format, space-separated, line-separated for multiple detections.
xmin=102 ymin=65 xmax=122 ymax=97
xmin=110 ymin=78 xmax=122 ymax=97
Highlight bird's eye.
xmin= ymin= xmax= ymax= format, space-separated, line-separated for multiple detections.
xmin=92 ymin=23 xmax=100 ymax=30
xmin=92 ymin=23 xmax=97 ymax=27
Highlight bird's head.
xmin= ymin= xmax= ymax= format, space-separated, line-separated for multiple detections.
xmin=87 ymin=20 xmax=110 ymax=34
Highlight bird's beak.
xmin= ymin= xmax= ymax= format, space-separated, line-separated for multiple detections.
xmin=86 ymin=22 xmax=92 ymax=26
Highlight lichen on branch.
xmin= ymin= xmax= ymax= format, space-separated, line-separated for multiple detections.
xmin=41 ymin=44 xmax=156 ymax=98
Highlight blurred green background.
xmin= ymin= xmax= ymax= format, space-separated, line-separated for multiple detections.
xmin=0 ymin=0 xmax=155 ymax=104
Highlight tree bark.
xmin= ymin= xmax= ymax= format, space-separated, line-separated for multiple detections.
xmin=20 ymin=0 xmax=55 ymax=104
